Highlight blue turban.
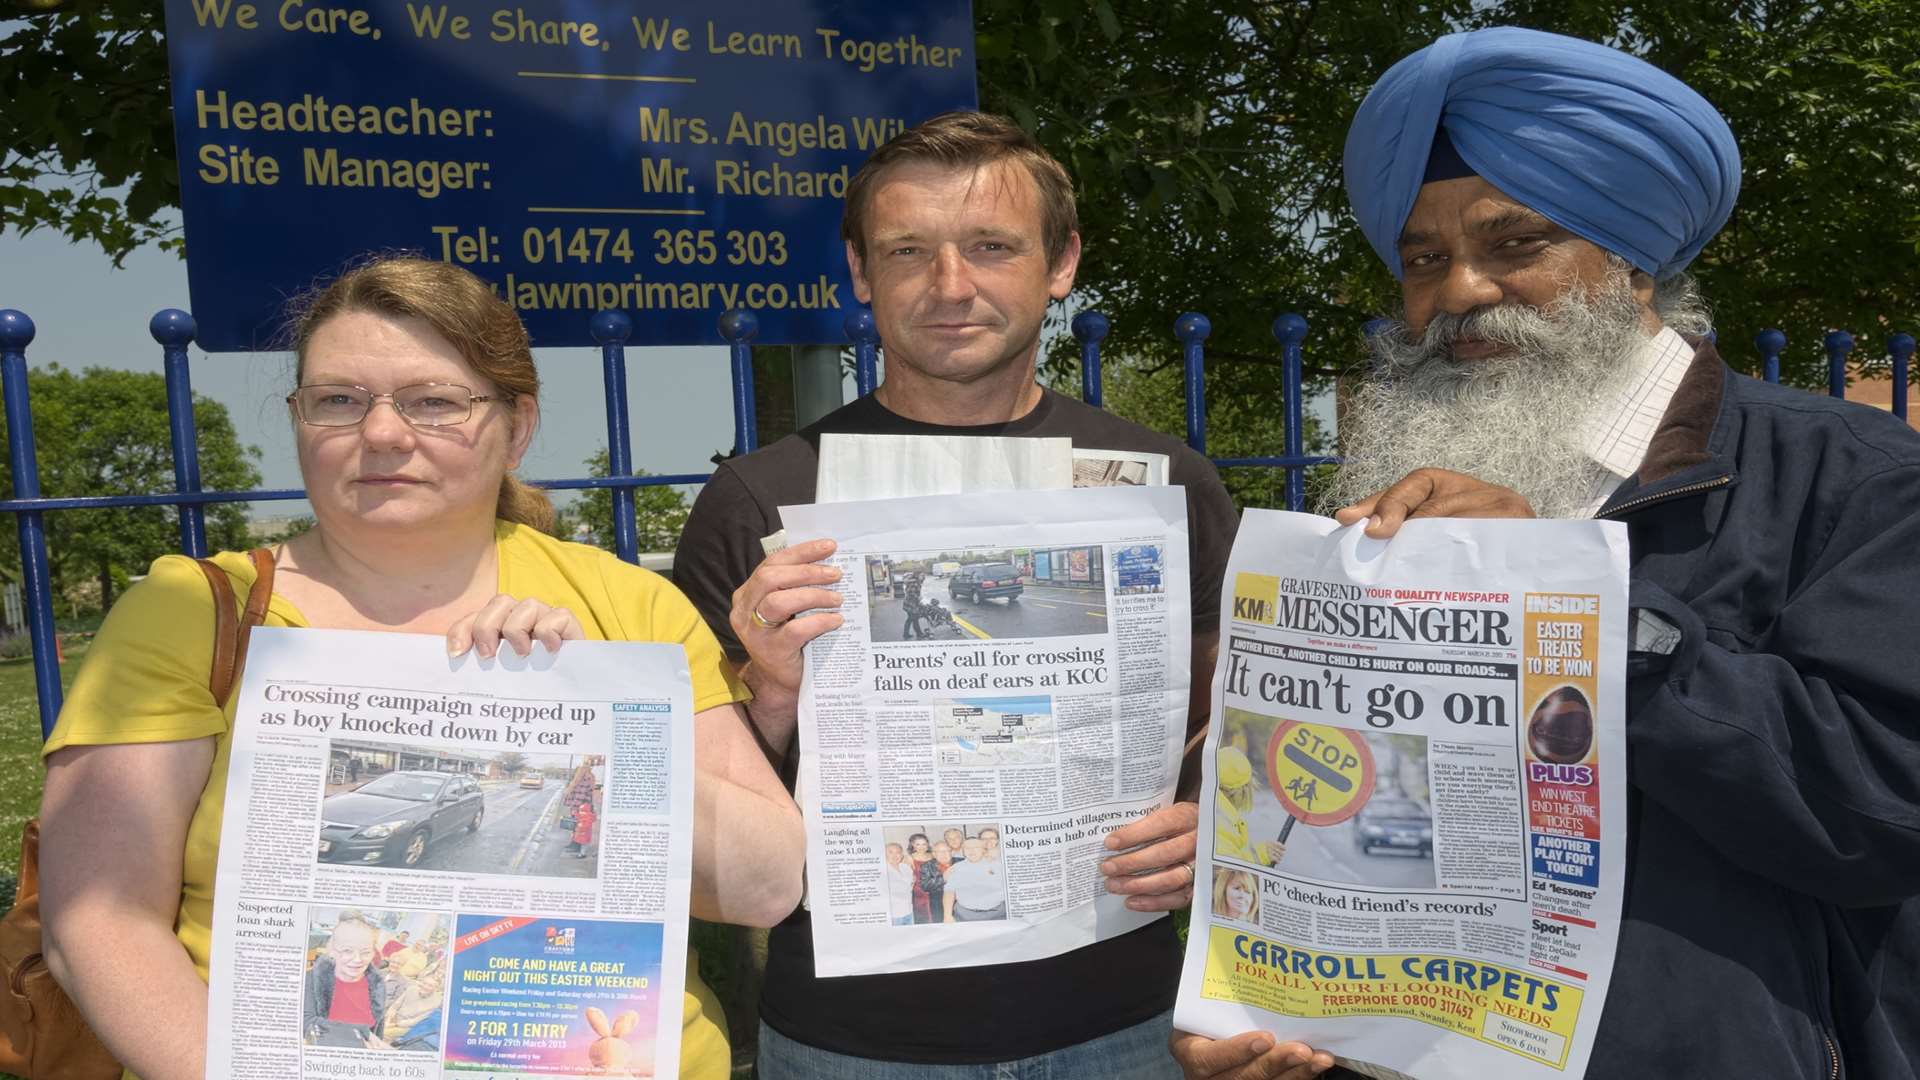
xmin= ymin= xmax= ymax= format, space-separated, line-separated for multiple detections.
xmin=1343 ymin=27 xmax=1741 ymax=280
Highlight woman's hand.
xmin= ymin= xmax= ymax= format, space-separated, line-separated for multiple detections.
xmin=447 ymin=595 xmax=584 ymax=658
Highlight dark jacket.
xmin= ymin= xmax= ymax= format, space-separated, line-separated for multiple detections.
xmin=302 ymin=955 xmax=390 ymax=1040
xmin=1586 ymin=342 xmax=1920 ymax=1079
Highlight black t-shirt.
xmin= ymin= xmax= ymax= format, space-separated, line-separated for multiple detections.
xmin=674 ymin=387 xmax=1240 ymax=1063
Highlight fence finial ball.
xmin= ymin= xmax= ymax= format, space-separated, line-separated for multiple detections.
xmin=843 ymin=305 xmax=878 ymax=343
xmin=1824 ymin=330 xmax=1855 ymax=356
xmin=1272 ymin=313 xmax=1309 ymax=345
xmin=0 ymin=310 xmax=35 ymax=351
xmin=1173 ymin=312 xmax=1211 ymax=343
xmin=590 ymin=310 xmax=632 ymax=345
xmin=1755 ymin=329 xmax=1787 ymax=355
xmin=149 ymin=308 xmax=197 ymax=347
xmin=717 ymin=308 xmax=760 ymax=344
xmin=1891 ymin=333 xmax=1917 ymax=360
xmin=1071 ymin=311 xmax=1110 ymax=344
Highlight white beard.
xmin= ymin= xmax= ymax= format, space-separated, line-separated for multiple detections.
xmin=1327 ymin=269 xmax=1654 ymax=520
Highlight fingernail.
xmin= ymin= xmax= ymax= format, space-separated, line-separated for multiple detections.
xmin=1369 ymin=514 xmax=1382 ymax=529
xmin=1098 ymin=859 xmax=1116 ymax=875
xmin=1249 ymin=1038 xmax=1273 ymax=1055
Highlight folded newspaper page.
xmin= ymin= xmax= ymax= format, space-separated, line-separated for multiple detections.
xmin=781 ymin=486 xmax=1191 ymax=976
xmin=761 ymin=438 xmax=1169 ymax=555
xmin=1071 ymin=447 xmax=1170 ymax=487
xmin=205 ymin=628 xmax=696 ymax=1080
xmin=1175 ymin=512 xmax=1628 ymax=1079
xmin=816 ymin=432 xmax=1074 ymax=502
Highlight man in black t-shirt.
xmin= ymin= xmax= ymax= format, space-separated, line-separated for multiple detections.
xmin=675 ymin=112 xmax=1326 ymax=1079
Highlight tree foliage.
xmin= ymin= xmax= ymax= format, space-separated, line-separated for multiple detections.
xmin=1 ymin=0 xmax=177 ymax=264
xmin=564 ymin=449 xmax=693 ymax=554
xmin=0 ymin=365 xmax=262 ymax=612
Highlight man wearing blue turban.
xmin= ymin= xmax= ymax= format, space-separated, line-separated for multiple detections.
xmin=1172 ymin=26 xmax=1920 ymax=1080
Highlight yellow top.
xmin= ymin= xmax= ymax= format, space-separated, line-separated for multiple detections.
xmin=45 ymin=522 xmax=746 ymax=1080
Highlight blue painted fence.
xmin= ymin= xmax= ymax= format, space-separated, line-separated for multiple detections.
xmin=1 ymin=307 xmax=1913 ymax=737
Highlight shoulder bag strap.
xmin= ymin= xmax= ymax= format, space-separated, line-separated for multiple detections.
xmin=195 ymin=548 xmax=278 ymax=709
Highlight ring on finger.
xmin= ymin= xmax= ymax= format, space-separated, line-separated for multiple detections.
xmin=1182 ymin=860 xmax=1196 ymax=885
xmin=750 ymin=605 xmax=786 ymax=630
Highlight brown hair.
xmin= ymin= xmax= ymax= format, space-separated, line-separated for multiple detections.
xmin=840 ymin=110 xmax=1079 ymax=267
xmin=287 ymin=255 xmax=554 ymax=534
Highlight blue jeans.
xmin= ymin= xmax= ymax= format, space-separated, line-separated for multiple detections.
xmin=758 ymin=1010 xmax=1179 ymax=1079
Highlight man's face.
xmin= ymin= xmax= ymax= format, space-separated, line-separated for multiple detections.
xmin=847 ymin=159 xmax=1080 ymax=389
xmin=962 ymin=838 xmax=985 ymax=862
xmin=1329 ymin=175 xmax=1677 ymax=520
xmin=885 ymin=843 xmax=903 ymax=866
xmin=328 ymin=921 xmax=378 ymax=982
xmin=1396 ymin=176 xmax=1654 ymax=357
xmin=944 ymin=829 xmax=964 ymax=851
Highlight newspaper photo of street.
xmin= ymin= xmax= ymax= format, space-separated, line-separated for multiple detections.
xmin=935 ymin=696 xmax=1056 ymax=768
xmin=865 ymin=545 xmax=1109 ymax=643
xmin=319 ymin=739 xmax=605 ymax=878
xmin=1217 ymin=709 xmax=1437 ymax=890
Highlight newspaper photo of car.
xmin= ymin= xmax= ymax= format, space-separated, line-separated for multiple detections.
xmin=320 ymin=739 xmax=603 ymax=877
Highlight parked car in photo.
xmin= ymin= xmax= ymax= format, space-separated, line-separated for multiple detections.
xmin=950 ymin=563 xmax=1024 ymax=604
xmin=1354 ymin=797 xmax=1434 ymax=857
xmin=318 ymin=770 xmax=485 ymax=867
xmin=519 ymin=771 xmax=545 ymax=789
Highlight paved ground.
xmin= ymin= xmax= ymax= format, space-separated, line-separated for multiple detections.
xmin=870 ymin=584 xmax=1107 ymax=642
xmin=1244 ymin=789 xmax=1436 ymax=890
xmin=405 ymin=780 xmax=594 ymax=879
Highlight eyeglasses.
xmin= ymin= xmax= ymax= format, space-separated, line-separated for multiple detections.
xmin=287 ymin=383 xmax=498 ymax=428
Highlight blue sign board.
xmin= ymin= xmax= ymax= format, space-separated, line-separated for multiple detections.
xmin=162 ymin=0 xmax=977 ymax=350
xmin=1113 ymin=543 xmax=1163 ymax=593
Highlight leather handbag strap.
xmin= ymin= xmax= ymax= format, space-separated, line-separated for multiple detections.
xmin=194 ymin=548 xmax=278 ymax=708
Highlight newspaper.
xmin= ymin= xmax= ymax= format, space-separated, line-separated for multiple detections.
xmin=1071 ymin=447 xmax=1169 ymax=487
xmin=1175 ymin=511 xmax=1628 ymax=1079
xmin=760 ymin=437 xmax=1169 ymax=555
xmin=780 ymin=486 xmax=1191 ymax=976
xmin=205 ymin=628 xmax=696 ymax=1080
xmin=816 ymin=432 xmax=1074 ymax=502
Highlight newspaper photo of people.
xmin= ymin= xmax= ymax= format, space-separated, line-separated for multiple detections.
xmin=1210 ymin=867 xmax=1263 ymax=927
xmin=864 ymin=544 xmax=1108 ymax=644
xmin=301 ymin=906 xmax=452 ymax=1052
xmin=1216 ymin=708 xmax=1437 ymax=890
xmin=320 ymin=739 xmax=604 ymax=878
xmin=880 ymin=823 xmax=1007 ymax=925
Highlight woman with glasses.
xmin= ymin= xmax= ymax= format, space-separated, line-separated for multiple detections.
xmin=36 ymin=255 xmax=803 ymax=1080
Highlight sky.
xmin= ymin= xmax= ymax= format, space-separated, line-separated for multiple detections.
xmin=0 ymin=221 xmax=764 ymax=519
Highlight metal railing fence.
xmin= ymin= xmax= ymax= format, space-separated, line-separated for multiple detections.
xmin=1 ymin=306 xmax=1913 ymax=736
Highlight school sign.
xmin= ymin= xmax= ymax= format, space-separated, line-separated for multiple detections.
xmin=163 ymin=0 xmax=977 ymax=349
